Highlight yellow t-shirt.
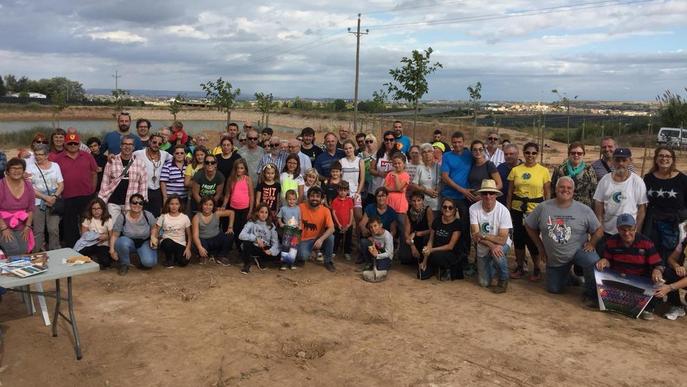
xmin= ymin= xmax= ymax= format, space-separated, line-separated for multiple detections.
xmin=184 ymin=164 xmax=202 ymax=178
xmin=507 ymin=163 xmax=551 ymax=213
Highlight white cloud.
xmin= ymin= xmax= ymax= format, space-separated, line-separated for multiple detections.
xmin=88 ymin=30 xmax=147 ymax=44
xmin=164 ymin=25 xmax=210 ymax=40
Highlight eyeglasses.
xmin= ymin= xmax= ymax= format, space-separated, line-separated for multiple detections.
xmin=658 ymin=154 xmax=673 ymax=159
xmin=137 ymin=126 xmax=149 ymax=129
xmin=264 ymin=144 xmax=273 ymax=148
xmin=472 ymin=148 xmax=484 ymax=152
xmin=244 ymin=126 xmax=253 ymax=129
xmin=150 ymin=141 xmax=162 ymax=146
xmin=365 ymin=140 xmax=374 ymax=144
xmin=174 ymin=151 xmax=186 ymax=155
xmin=121 ymin=143 xmax=134 ymax=147
xmin=488 ymin=137 xmax=498 ymax=141
xmin=131 ymin=201 xmax=143 ymax=206
xmin=384 ymin=138 xmax=395 ymax=143
xmin=248 ymin=137 xmax=259 ymax=141
xmin=205 ymin=160 xmax=217 ymax=165
xmin=33 ymin=140 xmax=49 ymax=144
xmin=442 ymin=205 xmax=455 ymax=210
xmin=66 ymin=142 xmax=79 ymax=146
xmin=524 ymin=151 xmax=537 ymax=155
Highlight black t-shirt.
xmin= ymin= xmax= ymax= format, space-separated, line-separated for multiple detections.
xmin=324 ymin=181 xmax=340 ymax=204
xmin=468 ymin=161 xmax=497 ymax=190
xmin=256 ymin=181 xmax=281 ymax=213
xmin=431 ymin=217 xmax=462 ymax=252
xmin=193 ymin=170 xmax=225 ymax=199
xmin=301 ymin=145 xmax=323 ymax=163
xmin=644 ymin=172 xmax=687 ymax=218
xmin=217 ymin=152 xmax=241 ymax=179
xmin=109 ymin=158 xmax=131 ymax=205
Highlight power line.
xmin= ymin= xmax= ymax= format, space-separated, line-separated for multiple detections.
xmin=250 ymin=33 xmax=347 ymax=63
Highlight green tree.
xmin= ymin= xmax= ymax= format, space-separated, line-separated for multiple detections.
xmin=168 ymin=94 xmax=185 ymax=121
xmin=112 ymin=88 xmax=130 ymax=115
xmin=15 ymin=76 xmax=30 ymax=92
xmin=0 ymin=75 xmax=6 ymax=96
xmin=332 ymin=99 xmax=347 ymax=112
xmin=3 ymin=74 xmax=17 ymax=93
xmin=385 ymin=47 xmax=442 ymax=141
xmin=200 ymin=77 xmax=241 ymax=124
xmin=657 ymin=88 xmax=687 ymax=128
xmin=254 ymin=92 xmax=274 ymax=128
xmin=51 ymin=91 xmax=69 ymax=129
xmin=467 ymin=81 xmax=482 ymax=138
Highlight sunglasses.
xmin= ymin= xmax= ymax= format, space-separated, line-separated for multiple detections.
xmin=33 ymin=140 xmax=49 ymax=144
xmin=488 ymin=137 xmax=498 ymax=141
xmin=131 ymin=201 xmax=144 ymax=205
xmin=244 ymin=126 xmax=253 ymax=129
xmin=174 ymin=151 xmax=186 ymax=155
xmin=569 ymin=151 xmax=583 ymax=155
xmin=248 ymin=137 xmax=259 ymax=141
xmin=239 ymin=139 xmax=246 ymax=142
xmin=480 ymin=192 xmax=497 ymax=196
xmin=384 ymin=138 xmax=395 ymax=143
xmin=205 ymin=160 xmax=217 ymax=165
xmin=66 ymin=142 xmax=79 ymax=146
xmin=365 ymin=140 xmax=374 ymax=144
xmin=442 ymin=205 xmax=455 ymax=210
xmin=524 ymin=151 xmax=537 ymax=155
xmin=472 ymin=148 xmax=484 ymax=152
xmin=264 ymin=144 xmax=273 ymax=148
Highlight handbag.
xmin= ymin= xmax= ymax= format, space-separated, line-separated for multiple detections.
xmin=36 ymin=162 xmax=65 ymax=216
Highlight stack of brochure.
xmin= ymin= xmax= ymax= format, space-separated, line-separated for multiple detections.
xmin=0 ymin=253 xmax=48 ymax=278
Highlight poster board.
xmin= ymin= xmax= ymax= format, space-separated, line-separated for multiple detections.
xmin=594 ymin=268 xmax=654 ymax=319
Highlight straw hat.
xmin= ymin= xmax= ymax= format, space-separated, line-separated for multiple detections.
xmin=474 ymin=179 xmax=503 ymax=197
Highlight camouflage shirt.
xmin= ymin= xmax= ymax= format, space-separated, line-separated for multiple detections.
xmin=551 ymin=161 xmax=598 ymax=208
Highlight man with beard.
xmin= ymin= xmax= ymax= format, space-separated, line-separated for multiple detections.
xmin=337 ymin=127 xmax=351 ymax=150
xmin=300 ymin=127 xmax=322 ymax=164
xmin=393 ymin=121 xmax=412 ymax=154
xmin=133 ymin=133 xmax=171 ymax=217
xmin=593 ymin=148 xmax=647 ymax=248
xmin=298 ymin=186 xmax=336 ymax=271
xmin=591 ymin=136 xmax=635 ymax=180
xmin=101 ymin=112 xmax=143 ymax=155
xmin=136 ymin=118 xmax=152 ymax=147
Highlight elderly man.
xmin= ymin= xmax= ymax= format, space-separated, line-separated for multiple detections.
xmin=484 ymin=131 xmax=505 ymax=167
xmin=242 ymin=121 xmax=254 ymax=135
xmin=596 ymin=213 xmax=663 ymax=319
xmin=53 ymin=132 xmax=98 ymax=247
xmin=496 ymin=143 xmax=520 ymax=204
xmin=314 ymin=132 xmax=345 ymax=179
xmin=469 ymin=179 xmax=512 ymax=293
xmin=256 ymin=136 xmax=282 ymax=173
xmin=337 ymin=127 xmax=351 ymax=149
xmin=136 ymin=118 xmax=152 ymax=147
xmin=98 ymin=135 xmax=148 ymax=222
xmin=133 ymin=132 xmax=170 ymax=217
xmin=101 ymin=112 xmax=143 ymax=155
xmin=526 ymin=176 xmax=603 ymax=303
xmin=591 ymin=136 xmax=635 ymax=180
xmin=298 ymin=186 xmax=336 ymax=272
xmin=238 ymin=129 xmax=265 ymax=184
xmin=593 ymin=148 xmax=647 ymax=242
xmin=300 ymin=127 xmax=323 ymax=164
xmin=285 ymin=138 xmax=312 ymax=175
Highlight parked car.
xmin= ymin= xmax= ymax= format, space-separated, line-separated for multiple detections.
xmin=657 ymin=127 xmax=687 ymax=146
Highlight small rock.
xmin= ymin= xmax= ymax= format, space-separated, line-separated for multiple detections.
xmin=296 ymin=351 xmax=306 ymax=358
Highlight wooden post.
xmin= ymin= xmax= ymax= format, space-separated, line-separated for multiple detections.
xmin=640 ymin=117 xmax=653 ymax=176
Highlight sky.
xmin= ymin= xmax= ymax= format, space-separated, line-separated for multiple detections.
xmin=0 ymin=0 xmax=685 ymax=101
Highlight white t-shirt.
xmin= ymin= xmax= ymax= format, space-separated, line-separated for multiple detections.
xmin=413 ymin=163 xmax=441 ymax=211
xmin=469 ymin=200 xmax=513 ymax=257
xmin=592 ymin=173 xmax=648 ymax=234
xmin=372 ymin=154 xmax=393 ymax=192
xmin=26 ymin=161 xmax=64 ymax=206
xmin=157 ymin=213 xmax=191 ymax=245
xmin=485 ymin=147 xmax=505 ymax=167
xmin=82 ymin=218 xmax=114 ymax=246
xmin=133 ymin=149 xmax=171 ymax=190
xmin=340 ymin=156 xmax=362 ymax=194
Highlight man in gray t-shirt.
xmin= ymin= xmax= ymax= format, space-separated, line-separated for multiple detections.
xmin=525 ymin=176 xmax=603 ymax=301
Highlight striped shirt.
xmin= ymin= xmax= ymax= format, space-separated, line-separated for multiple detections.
xmin=160 ymin=160 xmax=188 ymax=198
xmin=603 ymin=233 xmax=661 ymax=277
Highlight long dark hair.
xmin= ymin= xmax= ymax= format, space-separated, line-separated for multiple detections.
xmin=282 ymin=153 xmax=301 ymax=177
xmin=83 ymin=198 xmax=111 ymax=226
xmin=376 ymin=130 xmax=396 ymax=159
xmin=249 ymin=203 xmax=275 ymax=229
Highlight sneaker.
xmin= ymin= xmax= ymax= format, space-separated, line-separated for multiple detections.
xmin=492 ymin=280 xmax=508 ymax=294
xmin=640 ymin=311 xmax=655 ymax=321
xmin=280 ymin=264 xmax=288 ymax=271
xmin=163 ymin=259 xmax=174 ymax=268
xmin=324 ymin=262 xmax=336 ymax=272
xmin=289 ymin=264 xmax=297 ymax=270
xmin=240 ymin=264 xmax=250 ymax=274
xmin=664 ymin=306 xmax=686 ymax=321
xmin=118 ymin=265 xmax=128 ymax=276
xmin=510 ymin=266 xmax=525 ymax=279
xmin=316 ymin=252 xmax=324 ymax=262
xmin=217 ymin=257 xmax=231 ymax=266
xmin=440 ymin=269 xmax=451 ymax=281
xmin=344 ymin=253 xmax=352 ymax=261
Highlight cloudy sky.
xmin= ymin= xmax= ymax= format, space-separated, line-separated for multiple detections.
xmin=1 ymin=0 xmax=685 ymax=101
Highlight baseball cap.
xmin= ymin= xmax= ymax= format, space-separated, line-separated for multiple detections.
xmin=613 ymin=148 xmax=631 ymax=158
xmin=616 ymin=213 xmax=636 ymax=228
xmin=432 ymin=142 xmax=446 ymax=152
xmin=66 ymin=133 xmax=80 ymax=143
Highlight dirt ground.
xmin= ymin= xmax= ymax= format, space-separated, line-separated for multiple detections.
xmin=1 ymin=255 xmax=685 ymax=387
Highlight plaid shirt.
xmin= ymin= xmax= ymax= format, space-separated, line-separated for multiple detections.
xmin=98 ymin=154 xmax=148 ymax=209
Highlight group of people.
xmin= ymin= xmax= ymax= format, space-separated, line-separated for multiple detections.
xmin=2 ymin=113 xmax=687 ymax=321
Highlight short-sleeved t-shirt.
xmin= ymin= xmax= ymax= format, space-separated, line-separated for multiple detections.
xmin=364 ymin=204 xmax=398 ymax=231
xmin=53 ymin=151 xmax=97 ymax=199
xmin=27 ymin=161 xmax=63 ymax=206
xmin=469 ymin=201 xmax=513 ymax=257
xmin=431 ymin=217 xmax=462 ymax=253
xmin=592 ymin=173 xmax=648 ymax=235
xmin=256 ymin=181 xmax=281 ymax=213
xmin=507 ymin=163 xmax=551 ymax=213
xmin=643 ymin=172 xmax=687 ymax=217
xmin=525 ymin=199 xmax=600 ymax=267
xmin=82 ymin=218 xmax=114 ymax=246
xmin=279 ymin=172 xmax=304 ymax=199
xmin=440 ymin=149 xmax=473 ymax=200
xmin=331 ymin=196 xmax=354 ymax=227
xmin=299 ymin=203 xmax=334 ymax=241
xmin=157 ymin=213 xmax=191 ymax=245
xmin=193 ymin=171 xmax=225 ymax=199
xmin=468 ymin=161 xmax=497 ymax=190
xmin=113 ymin=211 xmax=156 ymax=239
xmin=277 ymin=205 xmax=301 ymax=227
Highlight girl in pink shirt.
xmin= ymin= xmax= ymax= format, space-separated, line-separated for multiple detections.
xmin=223 ymin=159 xmax=253 ymax=251
xmin=384 ymin=153 xmax=410 ymax=214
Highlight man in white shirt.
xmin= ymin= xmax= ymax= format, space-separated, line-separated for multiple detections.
xmin=469 ymin=179 xmax=512 ymax=293
xmin=484 ymin=131 xmax=505 ymax=167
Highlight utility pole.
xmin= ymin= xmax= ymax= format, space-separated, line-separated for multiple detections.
xmin=348 ymin=14 xmax=368 ymax=133
xmin=112 ymin=70 xmax=121 ymax=91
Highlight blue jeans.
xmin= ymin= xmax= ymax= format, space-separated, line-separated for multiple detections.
xmin=476 ymin=244 xmax=510 ymax=286
xmin=546 ymin=248 xmax=599 ymax=298
xmin=115 ymin=236 xmax=158 ymax=268
xmin=297 ymin=235 xmax=335 ymax=264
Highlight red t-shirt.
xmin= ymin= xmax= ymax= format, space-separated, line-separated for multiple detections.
xmin=299 ymin=203 xmax=334 ymax=241
xmin=53 ymin=151 xmax=98 ymax=198
xmin=331 ymin=196 xmax=354 ymax=227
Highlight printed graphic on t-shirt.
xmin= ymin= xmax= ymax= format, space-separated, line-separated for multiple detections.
xmin=303 ymin=219 xmax=317 ymax=232
xmin=647 ymin=188 xmax=678 ymax=198
xmin=435 ymin=228 xmax=451 ymax=239
xmin=261 ymin=185 xmax=279 ymax=211
xmin=547 ymin=216 xmax=572 ymax=244
xmin=200 ymin=183 xmax=218 ymax=197
xmin=611 ymin=191 xmax=626 ymax=204
xmin=522 ymin=172 xmax=531 ymax=180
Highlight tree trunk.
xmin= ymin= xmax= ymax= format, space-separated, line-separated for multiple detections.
xmin=413 ymin=99 xmax=418 ymax=143
xmin=226 ymin=109 xmax=231 ymax=126
xmin=265 ymin=109 xmax=270 ymax=129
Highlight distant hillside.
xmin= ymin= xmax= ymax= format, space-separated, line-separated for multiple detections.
xmin=86 ymin=88 xmax=208 ymax=99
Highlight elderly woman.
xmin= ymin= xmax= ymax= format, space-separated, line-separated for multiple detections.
xmin=18 ymin=132 xmax=50 ymax=163
xmin=419 ymin=198 xmax=463 ymax=281
xmin=0 ymin=158 xmax=36 ymax=255
xmin=411 ymin=143 xmax=441 ymax=215
xmin=109 ymin=193 xmax=158 ymax=275
xmin=48 ymin=128 xmax=67 ymax=158
xmin=643 ymin=146 xmax=687 ymax=262
xmin=467 ymin=140 xmax=502 ymax=200
xmin=26 ymin=144 xmax=63 ymax=252
xmin=551 ymin=142 xmax=597 ymax=208
xmin=405 ymin=145 xmax=422 ymax=184
xmin=361 ymin=133 xmax=378 ymax=207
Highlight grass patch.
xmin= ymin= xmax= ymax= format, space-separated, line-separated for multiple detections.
xmin=0 ymin=126 xmax=106 ymax=149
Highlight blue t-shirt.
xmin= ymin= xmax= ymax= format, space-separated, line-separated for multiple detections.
xmin=496 ymin=161 xmax=519 ymax=204
xmin=395 ymin=135 xmax=412 ymax=154
xmin=277 ymin=205 xmax=301 ymax=226
xmin=101 ymin=131 xmax=143 ymax=155
xmin=364 ymin=203 xmax=398 ymax=231
xmin=313 ymin=149 xmax=345 ymax=178
xmin=440 ymin=148 xmax=473 ymax=200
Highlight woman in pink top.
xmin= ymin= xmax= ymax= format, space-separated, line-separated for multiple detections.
xmin=0 ymin=158 xmax=37 ymax=255
xmin=384 ymin=153 xmax=410 ymax=214
xmin=223 ymin=158 xmax=253 ymax=251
